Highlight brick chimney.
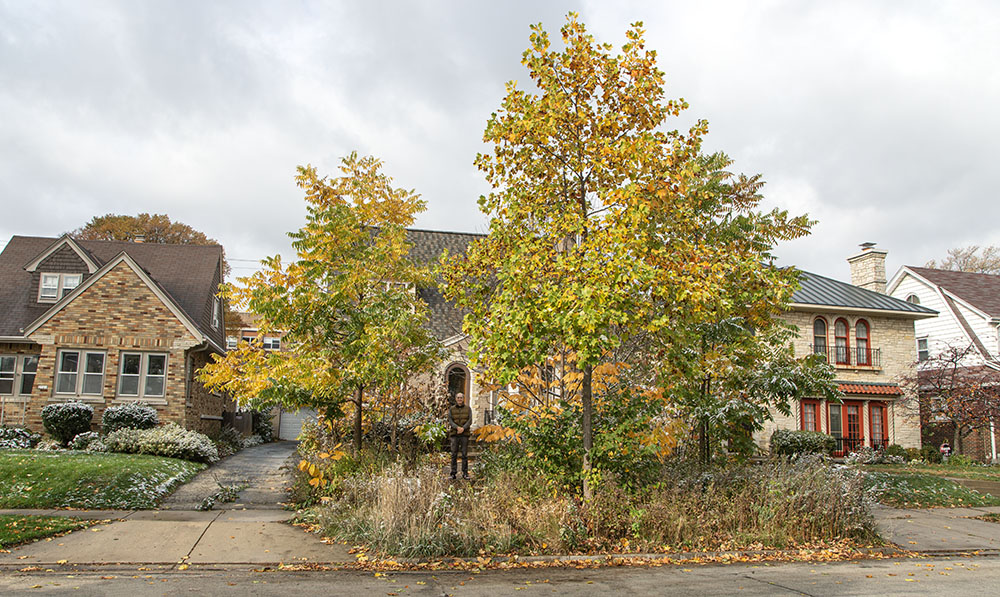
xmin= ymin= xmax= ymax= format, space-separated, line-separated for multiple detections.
xmin=847 ymin=242 xmax=887 ymax=294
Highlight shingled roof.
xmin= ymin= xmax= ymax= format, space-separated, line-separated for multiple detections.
xmin=0 ymin=235 xmax=224 ymax=346
xmin=791 ymin=270 xmax=937 ymax=316
xmin=406 ymin=228 xmax=484 ymax=341
xmin=905 ymin=267 xmax=1000 ymax=317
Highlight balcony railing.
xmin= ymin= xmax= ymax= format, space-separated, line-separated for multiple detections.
xmin=834 ymin=437 xmax=864 ymax=455
xmin=809 ymin=345 xmax=881 ymax=367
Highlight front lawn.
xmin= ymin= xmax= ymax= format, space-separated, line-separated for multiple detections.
xmin=864 ymin=471 xmax=1000 ymax=508
xmin=865 ymin=462 xmax=1000 ymax=482
xmin=0 ymin=514 xmax=91 ymax=548
xmin=0 ymin=450 xmax=205 ymax=509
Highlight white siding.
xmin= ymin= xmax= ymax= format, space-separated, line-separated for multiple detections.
xmin=891 ymin=273 xmax=975 ymax=359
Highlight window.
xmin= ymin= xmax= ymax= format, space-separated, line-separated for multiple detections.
xmin=38 ymin=273 xmax=81 ymax=302
xmin=855 ymin=320 xmax=871 ymax=365
xmin=262 ymin=336 xmax=280 ymax=350
xmin=1 ymin=355 xmax=38 ymax=398
xmin=226 ymin=336 xmax=238 ymax=350
xmin=917 ymin=338 xmax=929 ymax=362
xmin=812 ymin=318 xmax=828 ymax=357
xmin=56 ymin=350 xmax=105 ymax=396
xmin=801 ymin=400 xmax=820 ymax=432
xmin=905 ymin=294 xmax=920 ymax=305
xmin=834 ymin=318 xmax=850 ymax=364
xmin=212 ymin=297 xmax=221 ymax=329
xmin=118 ymin=353 xmax=167 ymax=398
xmin=870 ymin=403 xmax=888 ymax=449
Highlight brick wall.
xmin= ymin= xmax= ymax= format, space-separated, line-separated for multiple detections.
xmin=21 ymin=261 xmax=204 ymax=435
xmin=185 ymin=349 xmax=234 ymax=436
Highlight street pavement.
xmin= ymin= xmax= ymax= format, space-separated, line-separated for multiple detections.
xmin=874 ymin=504 xmax=1000 ymax=554
xmin=2 ymin=556 xmax=1000 ymax=596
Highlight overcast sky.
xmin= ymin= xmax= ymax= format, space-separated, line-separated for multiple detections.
xmin=2 ymin=0 xmax=998 ymax=282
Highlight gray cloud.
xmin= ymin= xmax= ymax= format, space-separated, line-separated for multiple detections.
xmin=2 ymin=0 xmax=998 ymax=283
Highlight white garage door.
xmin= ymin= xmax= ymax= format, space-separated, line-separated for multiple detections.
xmin=278 ymin=408 xmax=318 ymax=440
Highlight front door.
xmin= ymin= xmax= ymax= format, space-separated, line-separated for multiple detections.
xmin=829 ymin=401 xmax=864 ymax=456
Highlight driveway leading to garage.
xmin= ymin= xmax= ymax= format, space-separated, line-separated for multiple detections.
xmin=160 ymin=440 xmax=298 ymax=510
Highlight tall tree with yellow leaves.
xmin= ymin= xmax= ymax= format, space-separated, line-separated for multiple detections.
xmin=199 ymin=153 xmax=443 ymax=452
xmin=444 ymin=15 xmax=823 ymax=495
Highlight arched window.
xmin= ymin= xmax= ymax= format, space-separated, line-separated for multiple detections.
xmin=835 ymin=318 xmax=850 ymax=364
xmin=812 ymin=318 xmax=828 ymax=358
xmin=446 ymin=363 xmax=469 ymax=404
xmin=855 ymin=319 xmax=871 ymax=365
xmin=906 ymin=294 xmax=920 ymax=305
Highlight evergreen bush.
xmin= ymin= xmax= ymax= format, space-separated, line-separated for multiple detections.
xmin=104 ymin=423 xmax=218 ymax=463
xmin=770 ymin=429 xmax=836 ymax=457
xmin=41 ymin=402 xmax=94 ymax=445
xmin=102 ymin=402 xmax=158 ymax=434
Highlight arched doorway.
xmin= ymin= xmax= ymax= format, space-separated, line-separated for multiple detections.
xmin=445 ymin=363 xmax=469 ymax=405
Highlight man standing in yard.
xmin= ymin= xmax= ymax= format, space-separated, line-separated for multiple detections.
xmin=449 ymin=392 xmax=472 ymax=480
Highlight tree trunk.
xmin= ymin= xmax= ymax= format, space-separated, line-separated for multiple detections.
xmin=954 ymin=425 xmax=962 ymax=455
xmin=582 ymin=363 xmax=594 ymax=501
xmin=700 ymin=377 xmax=712 ymax=465
xmin=353 ymin=384 xmax=364 ymax=454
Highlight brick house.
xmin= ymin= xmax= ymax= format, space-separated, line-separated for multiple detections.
xmin=755 ymin=245 xmax=937 ymax=455
xmin=0 ymin=235 xmax=232 ymax=435
xmin=888 ymin=266 xmax=1000 ymax=460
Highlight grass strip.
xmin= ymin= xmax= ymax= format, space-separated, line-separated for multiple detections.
xmin=0 ymin=514 xmax=91 ymax=548
xmin=865 ymin=471 xmax=1000 ymax=508
xmin=0 ymin=450 xmax=205 ymax=509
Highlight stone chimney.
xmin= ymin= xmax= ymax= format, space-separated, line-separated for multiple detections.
xmin=847 ymin=242 xmax=887 ymax=294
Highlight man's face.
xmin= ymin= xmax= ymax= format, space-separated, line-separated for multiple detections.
xmin=456 ymin=393 xmax=465 ymax=406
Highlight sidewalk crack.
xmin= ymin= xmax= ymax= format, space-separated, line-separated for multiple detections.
xmin=742 ymin=573 xmax=814 ymax=596
xmin=175 ymin=510 xmax=223 ymax=569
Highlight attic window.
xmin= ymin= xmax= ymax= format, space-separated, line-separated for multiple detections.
xmin=38 ymin=273 xmax=81 ymax=302
xmin=212 ymin=297 xmax=221 ymax=329
xmin=906 ymin=294 xmax=920 ymax=305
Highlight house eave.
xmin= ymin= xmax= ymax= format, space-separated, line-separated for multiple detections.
xmin=787 ymin=302 xmax=937 ymax=319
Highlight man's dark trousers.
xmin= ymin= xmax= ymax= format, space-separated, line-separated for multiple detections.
xmin=450 ymin=435 xmax=469 ymax=478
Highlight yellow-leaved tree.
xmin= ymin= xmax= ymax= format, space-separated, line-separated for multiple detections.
xmin=198 ymin=153 xmax=444 ymax=453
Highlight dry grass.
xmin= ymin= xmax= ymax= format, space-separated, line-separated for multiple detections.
xmin=309 ymin=453 xmax=879 ymax=558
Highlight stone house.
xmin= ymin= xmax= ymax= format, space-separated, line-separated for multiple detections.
xmin=887 ymin=266 xmax=1000 ymax=460
xmin=0 ymin=235 xmax=232 ymax=435
xmin=755 ymin=245 xmax=937 ymax=455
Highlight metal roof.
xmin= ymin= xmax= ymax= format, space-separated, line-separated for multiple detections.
xmin=791 ymin=270 xmax=937 ymax=315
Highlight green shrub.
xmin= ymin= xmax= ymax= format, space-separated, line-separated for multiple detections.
xmin=102 ymin=402 xmax=158 ymax=434
xmin=904 ymin=447 xmax=922 ymax=462
xmin=215 ymin=426 xmax=242 ymax=458
xmin=921 ymin=445 xmax=943 ymax=464
xmin=252 ymin=410 xmax=274 ymax=443
xmin=948 ymin=453 xmax=974 ymax=466
xmin=770 ymin=429 xmax=835 ymax=457
xmin=69 ymin=431 xmax=104 ymax=451
xmin=885 ymin=444 xmax=907 ymax=459
xmin=41 ymin=402 xmax=93 ymax=445
xmin=105 ymin=423 xmax=218 ymax=463
xmin=0 ymin=426 xmax=41 ymax=449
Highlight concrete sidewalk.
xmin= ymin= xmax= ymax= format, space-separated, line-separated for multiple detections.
xmin=0 ymin=508 xmax=352 ymax=567
xmin=874 ymin=504 xmax=1000 ymax=553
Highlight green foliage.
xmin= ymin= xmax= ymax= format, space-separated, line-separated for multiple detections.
xmin=0 ymin=426 xmax=41 ymax=449
xmin=921 ymin=445 xmax=944 ymax=464
xmin=69 ymin=431 xmax=105 ymax=452
xmin=905 ymin=447 xmax=923 ymax=462
xmin=41 ymin=402 xmax=93 ymax=445
xmin=769 ymin=429 xmax=835 ymax=457
xmin=104 ymin=423 xmax=219 ymax=463
xmin=214 ymin=426 xmax=243 ymax=458
xmin=885 ymin=444 xmax=908 ymax=459
xmin=101 ymin=402 xmax=159 ymax=434
xmin=949 ymin=453 xmax=974 ymax=466
xmin=0 ymin=450 xmax=204 ymax=509
xmin=252 ymin=410 xmax=275 ymax=442
xmin=865 ymin=471 xmax=1000 ymax=508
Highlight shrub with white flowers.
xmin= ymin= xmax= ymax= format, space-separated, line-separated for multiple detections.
xmin=105 ymin=423 xmax=219 ymax=463
xmin=102 ymin=402 xmax=159 ymax=434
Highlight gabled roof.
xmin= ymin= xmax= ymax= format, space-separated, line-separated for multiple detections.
xmin=0 ymin=235 xmax=224 ymax=347
xmin=406 ymin=228 xmax=484 ymax=341
xmin=901 ymin=267 xmax=1000 ymax=318
xmin=790 ymin=270 xmax=937 ymax=317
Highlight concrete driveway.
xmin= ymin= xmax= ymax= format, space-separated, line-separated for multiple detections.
xmin=875 ymin=505 xmax=1000 ymax=554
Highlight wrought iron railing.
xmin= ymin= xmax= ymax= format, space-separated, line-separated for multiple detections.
xmin=483 ymin=409 xmax=497 ymax=425
xmin=870 ymin=437 xmax=889 ymax=451
xmin=809 ymin=345 xmax=881 ymax=367
xmin=834 ymin=437 xmax=865 ymax=455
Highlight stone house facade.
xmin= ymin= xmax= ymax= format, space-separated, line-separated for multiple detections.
xmin=755 ymin=246 xmax=937 ymax=455
xmin=0 ymin=235 xmax=231 ymax=436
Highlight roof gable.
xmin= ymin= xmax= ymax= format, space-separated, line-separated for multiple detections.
xmin=23 ymin=235 xmax=100 ymax=273
xmin=903 ymin=267 xmax=1000 ymax=318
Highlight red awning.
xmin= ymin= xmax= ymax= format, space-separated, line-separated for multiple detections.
xmin=838 ymin=382 xmax=903 ymax=396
